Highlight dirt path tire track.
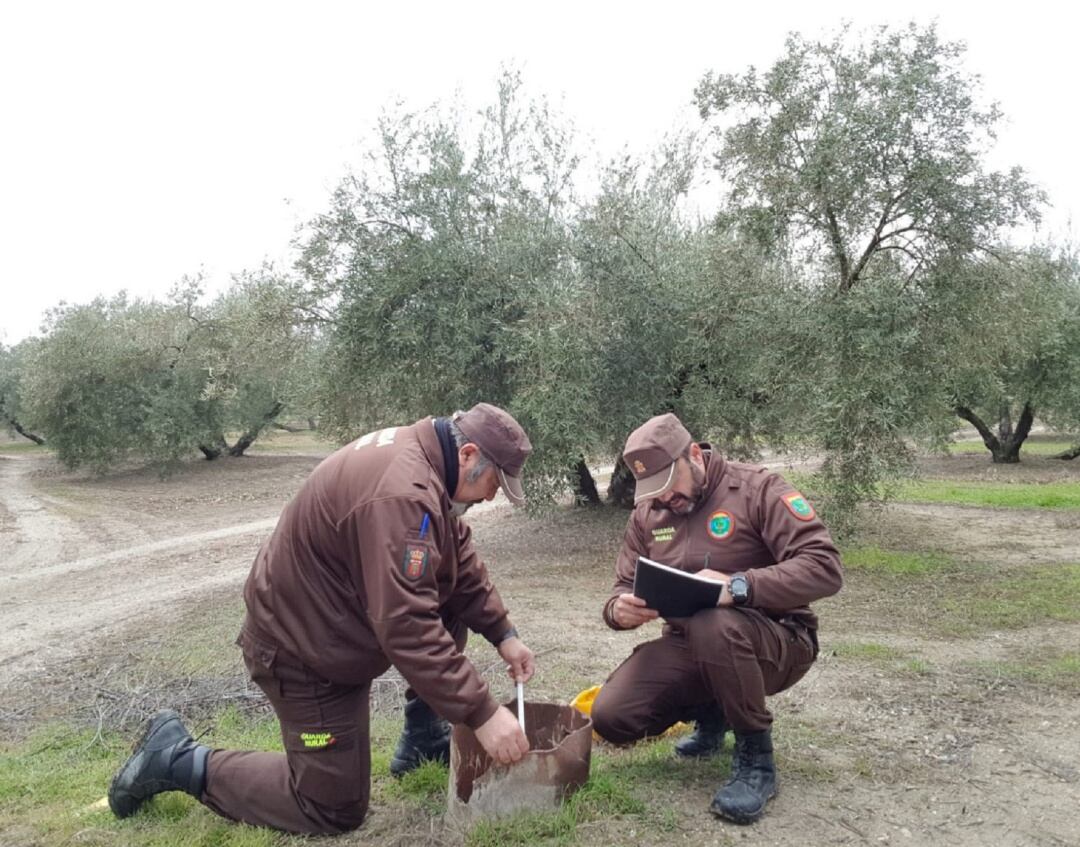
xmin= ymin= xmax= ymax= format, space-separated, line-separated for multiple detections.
xmin=0 ymin=534 xmax=275 ymax=675
xmin=0 ymin=456 xmax=287 ymax=678
xmin=880 ymin=501 xmax=1080 ymax=565
xmin=0 ymin=455 xmax=83 ymax=573
xmin=0 ymin=454 xmax=517 ymax=680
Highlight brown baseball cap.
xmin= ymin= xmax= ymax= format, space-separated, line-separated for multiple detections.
xmin=622 ymin=413 xmax=692 ymax=505
xmin=454 ymin=403 xmax=533 ymax=506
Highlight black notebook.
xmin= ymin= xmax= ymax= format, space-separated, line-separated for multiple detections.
xmin=632 ymin=556 xmax=723 ymax=618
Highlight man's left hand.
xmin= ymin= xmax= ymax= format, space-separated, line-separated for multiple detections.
xmin=497 ymin=637 xmax=535 ymax=683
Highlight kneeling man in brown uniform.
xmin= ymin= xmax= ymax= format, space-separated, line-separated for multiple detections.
xmin=109 ymin=403 xmax=536 ymax=834
xmin=592 ymin=413 xmax=843 ymax=824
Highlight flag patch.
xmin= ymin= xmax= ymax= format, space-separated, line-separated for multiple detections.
xmin=782 ymin=492 xmax=816 ymax=521
xmin=402 ymin=545 xmax=429 ymax=580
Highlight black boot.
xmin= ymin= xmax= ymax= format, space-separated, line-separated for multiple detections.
xmin=674 ymin=703 xmax=729 ymax=758
xmin=710 ymin=729 xmax=777 ymax=824
xmin=390 ymin=697 xmax=451 ymax=777
xmin=108 ymin=709 xmax=210 ymax=819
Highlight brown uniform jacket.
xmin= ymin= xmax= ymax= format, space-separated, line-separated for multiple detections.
xmin=243 ymin=418 xmax=513 ymax=729
xmin=604 ymin=448 xmax=843 ymax=632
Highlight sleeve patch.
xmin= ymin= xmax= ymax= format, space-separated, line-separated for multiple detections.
xmin=782 ymin=492 xmax=816 ymax=521
xmin=401 ymin=544 xmax=429 ymax=581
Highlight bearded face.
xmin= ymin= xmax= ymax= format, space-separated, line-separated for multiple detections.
xmin=652 ymin=458 xmax=707 ymax=516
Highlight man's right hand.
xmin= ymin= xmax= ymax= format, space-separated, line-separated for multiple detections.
xmin=612 ymin=593 xmax=659 ymax=629
xmin=474 ymin=706 xmax=529 ymax=765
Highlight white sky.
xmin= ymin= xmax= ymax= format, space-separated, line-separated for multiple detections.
xmin=2 ymin=1 xmax=1077 ymax=344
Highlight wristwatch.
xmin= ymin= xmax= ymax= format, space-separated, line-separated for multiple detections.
xmin=728 ymin=573 xmax=751 ymax=606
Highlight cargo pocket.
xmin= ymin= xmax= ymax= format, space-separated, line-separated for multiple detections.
xmin=777 ymin=625 xmax=816 ymax=692
xmin=284 ymin=726 xmax=368 ymax=809
xmin=238 ymin=628 xmax=278 ymax=668
xmin=238 ymin=627 xmax=281 ymax=695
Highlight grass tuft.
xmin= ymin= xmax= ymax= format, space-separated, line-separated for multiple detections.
xmin=896 ymin=480 xmax=1080 ymax=510
xmin=842 ymin=546 xmax=954 ymax=576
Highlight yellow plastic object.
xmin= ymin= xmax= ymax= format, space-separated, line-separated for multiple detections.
xmin=570 ymin=685 xmax=601 ymax=717
xmin=663 ymin=721 xmax=691 ymax=738
xmin=570 ymin=685 xmax=690 ymax=740
xmin=571 ymin=685 xmax=604 ymax=742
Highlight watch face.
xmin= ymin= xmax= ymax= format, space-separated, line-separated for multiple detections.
xmin=730 ymin=575 xmax=749 ymax=602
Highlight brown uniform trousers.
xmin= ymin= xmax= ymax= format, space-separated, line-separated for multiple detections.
xmin=591 ymin=607 xmax=816 ymax=742
xmin=200 ymin=621 xmax=467 ymax=835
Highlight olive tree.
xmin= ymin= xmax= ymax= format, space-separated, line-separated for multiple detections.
xmin=0 ymin=340 xmax=45 ymax=444
xmin=22 ymin=274 xmax=313 ymax=472
xmin=935 ymin=248 xmax=1080 ymax=462
xmin=693 ymin=22 xmax=1045 ymax=523
xmin=299 ymin=72 xmax=582 ymax=490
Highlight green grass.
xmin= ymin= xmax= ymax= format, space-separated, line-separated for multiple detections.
xmin=245 ymin=431 xmax=332 ymax=455
xmin=1 ymin=708 xmax=676 ymax=847
xmin=842 ymin=546 xmax=954 ymax=576
xmin=939 ymin=564 xmax=1080 ymax=632
xmin=0 ymin=709 xmax=430 ymax=847
xmin=840 ymin=545 xmax=1080 ymax=636
xmin=0 ymin=439 xmax=48 ymax=455
xmin=5 ymin=712 xmax=731 ymax=847
xmin=964 ymin=652 xmax=1080 ymax=691
xmin=789 ymin=467 xmax=1080 ymax=511
xmin=947 ymin=439 xmax=1074 ymax=456
xmin=829 ymin=641 xmax=934 ymax=677
xmin=465 ymin=767 xmax=645 ymax=847
xmin=894 ymin=480 xmax=1080 ymax=510
xmin=598 ymin=732 xmax=719 ymax=787
xmin=0 ymin=708 xmax=297 ymax=847
xmin=382 ymin=760 xmax=449 ymax=813
xmin=902 ymin=659 xmax=934 ymax=675
xmin=831 ymin=641 xmax=908 ymax=661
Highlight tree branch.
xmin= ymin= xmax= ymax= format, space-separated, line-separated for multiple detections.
xmin=826 ymin=205 xmax=853 ymax=292
xmin=1013 ymin=402 xmax=1036 ymax=445
xmin=954 ymin=406 xmax=1001 ymax=453
xmin=5 ymin=416 xmax=46 ymax=445
xmin=612 ymin=227 xmax=659 ymax=275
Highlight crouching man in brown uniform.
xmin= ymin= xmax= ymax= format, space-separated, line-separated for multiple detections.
xmin=592 ymin=413 xmax=843 ymax=824
xmin=108 ymin=404 xmax=536 ymax=834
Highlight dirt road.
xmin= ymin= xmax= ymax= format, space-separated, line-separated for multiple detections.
xmin=0 ymin=452 xmax=516 ymax=678
xmin=0 ymin=455 xmax=276 ymax=675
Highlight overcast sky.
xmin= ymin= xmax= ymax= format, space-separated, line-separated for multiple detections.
xmin=2 ymin=1 xmax=1077 ymax=344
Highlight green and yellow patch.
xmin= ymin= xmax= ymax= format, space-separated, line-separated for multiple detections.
xmin=782 ymin=491 xmax=815 ymax=521
xmin=299 ymin=731 xmax=336 ymax=749
xmin=707 ymin=510 xmax=735 ymax=540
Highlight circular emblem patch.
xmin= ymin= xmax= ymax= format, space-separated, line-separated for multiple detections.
xmin=782 ymin=492 xmax=816 ymax=521
xmin=707 ymin=510 xmax=735 ymax=540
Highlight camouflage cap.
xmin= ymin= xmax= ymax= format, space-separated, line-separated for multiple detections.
xmin=622 ymin=413 xmax=692 ymax=505
xmin=454 ymin=403 xmax=533 ymax=506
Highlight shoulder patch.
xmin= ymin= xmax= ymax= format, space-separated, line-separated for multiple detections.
xmin=782 ymin=492 xmax=816 ymax=521
xmin=401 ymin=544 xmax=429 ymax=581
